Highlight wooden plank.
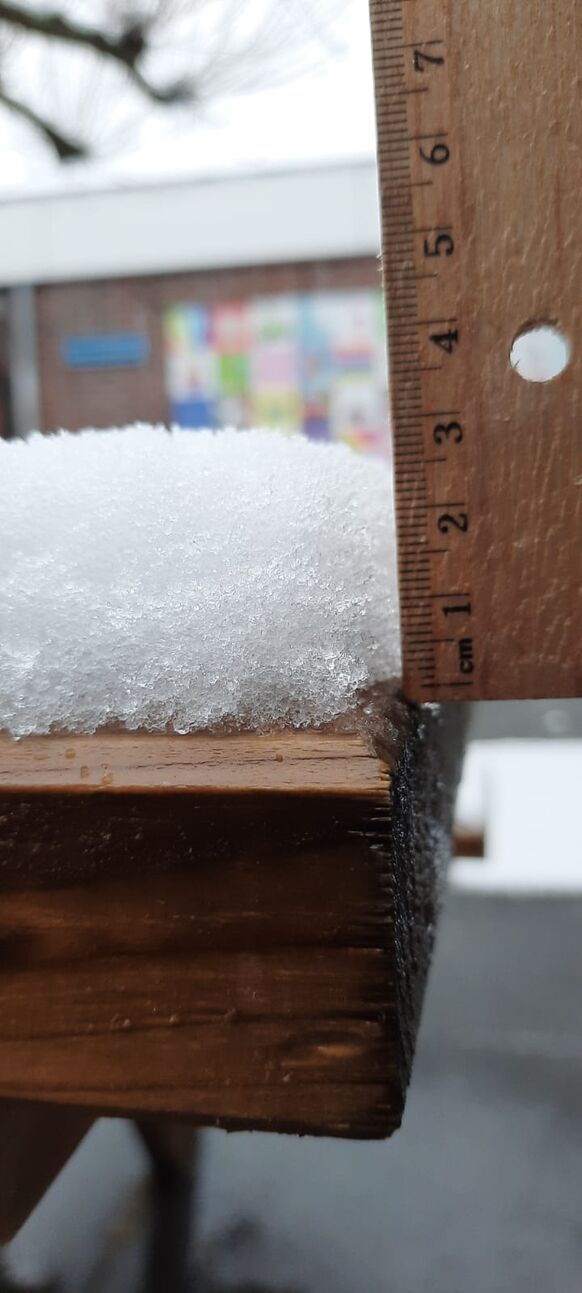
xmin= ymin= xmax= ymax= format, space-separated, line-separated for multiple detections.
xmin=0 ymin=729 xmax=388 ymax=796
xmin=453 ymin=826 xmax=484 ymax=859
xmin=370 ymin=0 xmax=582 ymax=700
xmin=0 ymin=700 xmax=465 ymax=1139
xmin=0 ymin=1104 xmax=93 ymax=1242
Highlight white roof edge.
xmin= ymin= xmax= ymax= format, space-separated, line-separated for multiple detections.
xmin=0 ymin=158 xmax=380 ymax=287
xmin=0 ymin=155 xmax=378 ymax=207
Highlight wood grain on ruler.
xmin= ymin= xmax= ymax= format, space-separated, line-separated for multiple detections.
xmin=370 ymin=0 xmax=582 ymax=700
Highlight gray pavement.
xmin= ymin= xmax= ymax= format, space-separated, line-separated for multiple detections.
xmin=470 ymin=698 xmax=582 ymax=740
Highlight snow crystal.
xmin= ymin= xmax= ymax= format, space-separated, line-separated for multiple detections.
xmin=0 ymin=425 xmax=400 ymax=736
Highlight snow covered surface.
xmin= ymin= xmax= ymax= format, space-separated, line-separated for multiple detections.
xmin=0 ymin=426 xmax=400 ymax=737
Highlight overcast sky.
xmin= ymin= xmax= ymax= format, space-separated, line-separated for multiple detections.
xmin=0 ymin=0 xmax=376 ymax=195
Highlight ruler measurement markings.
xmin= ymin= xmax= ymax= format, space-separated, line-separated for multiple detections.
xmin=424 ymin=681 xmax=473 ymax=690
xmin=397 ymin=40 xmax=444 ymax=49
xmin=419 ymin=409 xmax=460 ymax=417
xmin=429 ymin=593 xmax=470 ymax=601
xmin=370 ymin=0 xmax=474 ymax=700
xmin=383 ymin=214 xmax=416 ymax=221
xmin=407 ymin=131 xmax=449 ymax=141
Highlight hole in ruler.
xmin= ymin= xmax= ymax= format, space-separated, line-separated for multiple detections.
xmin=509 ymin=324 xmax=570 ymax=383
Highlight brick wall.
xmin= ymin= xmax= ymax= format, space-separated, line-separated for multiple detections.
xmin=36 ymin=257 xmax=380 ymax=433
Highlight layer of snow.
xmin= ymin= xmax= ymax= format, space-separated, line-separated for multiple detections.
xmin=0 ymin=426 xmax=400 ymax=736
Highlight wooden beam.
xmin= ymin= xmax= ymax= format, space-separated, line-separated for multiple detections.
xmin=0 ymin=1103 xmax=93 ymax=1242
xmin=0 ymin=697 xmax=465 ymax=1140
xmin=0 ymin=729 xmax=389 ymax=796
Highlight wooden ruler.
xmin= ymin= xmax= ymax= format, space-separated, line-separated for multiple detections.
xmin=370 ymin=0 xmax=582 ymax=700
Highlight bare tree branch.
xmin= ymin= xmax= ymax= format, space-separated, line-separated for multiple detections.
xmin=125 ymin=61 xmax=193 ymax=106
xmin=0 ymin=2 xmax=145 ymax=65
xmin=0 ymin=1 xmax=190 ymax=105
xmin=0 ymin=0 xmax=342 ymax=161
xmin=0 ymin=82 xmax=87 ymax=159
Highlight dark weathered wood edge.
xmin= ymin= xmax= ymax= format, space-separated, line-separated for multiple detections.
xmin=0 ymin=1103 xmax=93 ymax=1243
xmin=384 ymin=699 xmax=468 ymax=1092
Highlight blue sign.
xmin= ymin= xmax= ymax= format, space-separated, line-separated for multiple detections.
xmin=61 ymin=332 xmax=150 ymax=370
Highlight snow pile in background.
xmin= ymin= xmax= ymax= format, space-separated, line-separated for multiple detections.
xmin=0 ymin=425 xmax=400 ymax=737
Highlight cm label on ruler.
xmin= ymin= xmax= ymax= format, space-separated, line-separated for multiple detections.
xmin=371 ymin=0 xmax=582 ymax=702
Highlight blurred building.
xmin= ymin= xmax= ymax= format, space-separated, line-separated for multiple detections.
xmin=0 ymin=160 xmax=388 ymax=452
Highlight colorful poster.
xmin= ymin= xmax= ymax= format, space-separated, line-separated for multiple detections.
xmin=164 ymin=290 xmax=389 ymax=453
